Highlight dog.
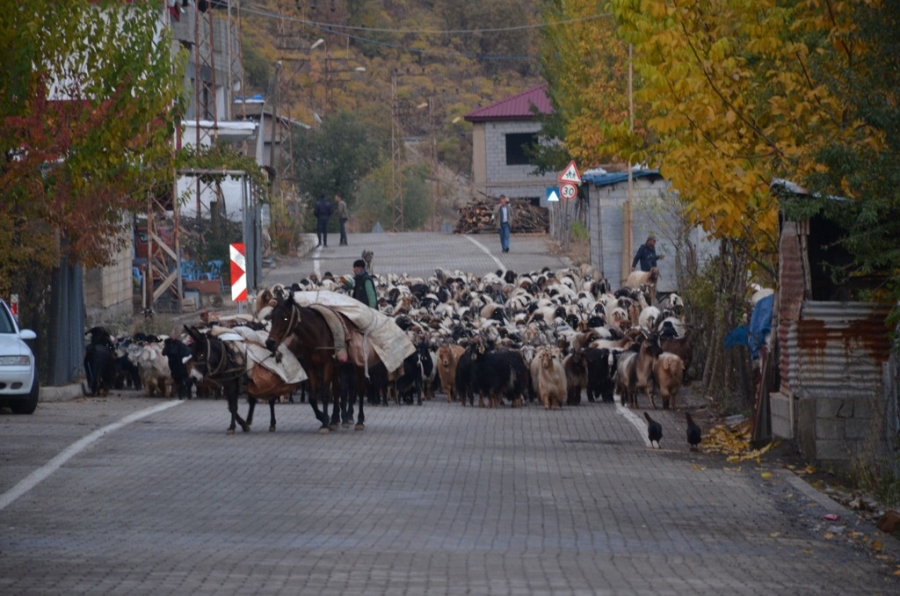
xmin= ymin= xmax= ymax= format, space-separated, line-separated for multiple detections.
xmin=362 ymin=250 xmax=374 ymax=274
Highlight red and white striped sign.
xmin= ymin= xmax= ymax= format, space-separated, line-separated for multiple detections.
xmin=229 ymin=243 xmax=247 ymax=302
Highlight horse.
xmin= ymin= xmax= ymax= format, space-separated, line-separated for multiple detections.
xmin=184 ymin=326 xmax=251 ymax=433
xmin=264 ymin=293 xmax=367 ymax=432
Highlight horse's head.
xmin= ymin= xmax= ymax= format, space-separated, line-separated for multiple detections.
xmin=265 ymin=294 xmax=299 ymax=354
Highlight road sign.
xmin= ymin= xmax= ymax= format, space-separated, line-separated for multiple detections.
xmin=545 ymin=186 xmax=560 ymax=203
xmin=560 ymin=182 xmax=577 ymax=201
xmin=558 ymin=160 xmax=581 ymax=185
xmin=229 ymin=243 xmax=247 ymax=302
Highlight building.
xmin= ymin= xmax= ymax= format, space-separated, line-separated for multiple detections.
xmin=463 ymin=85 xmax=559 ymax=205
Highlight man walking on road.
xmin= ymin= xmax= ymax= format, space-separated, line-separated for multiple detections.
xmin=314 ymin=195 xmax=333 ymax=248
xmin=335 ymin=194 xmax=350 ymax=246
xmin=493 ymin=194 xmax=512 ymax=253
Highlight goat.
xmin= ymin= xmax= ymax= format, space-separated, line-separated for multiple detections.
xmin=436 ymin=343 xmax=465 ymax=402
xmin=563 ymin=349 xmax=588 ymax=405
xmin=654 ymin=353 xmax=685 ymax=409
xmin=660 ymin=329 xmax=693 ymax=382
xmin=531 ymin=346 xmax=567 ymax=410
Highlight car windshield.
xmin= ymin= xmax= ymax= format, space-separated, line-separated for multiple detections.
xmin=0 ymin=303 xmax=15 ymax=334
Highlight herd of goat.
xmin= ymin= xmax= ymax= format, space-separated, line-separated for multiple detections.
xmin=82 ymin=263 xmax=694 ymax=430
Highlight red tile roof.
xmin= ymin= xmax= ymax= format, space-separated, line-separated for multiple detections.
xmin=464 ymin=85 xmax=552 ymax=122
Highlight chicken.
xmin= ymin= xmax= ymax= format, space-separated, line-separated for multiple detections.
xmin=644 ymin=411 xmax=662 ymax=449
xmin=686 ymin=412 xmax=701 ymax=451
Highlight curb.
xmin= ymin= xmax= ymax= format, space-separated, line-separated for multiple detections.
xmin=40 ymin=383 xmax=83 ymax=403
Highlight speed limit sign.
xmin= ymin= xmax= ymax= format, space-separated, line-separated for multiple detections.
xmin=560 ymin=182 xmax=577 ymax=201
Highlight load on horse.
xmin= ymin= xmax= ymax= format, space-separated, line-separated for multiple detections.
xmin=263 ymin=288 xmax=415 ymax=433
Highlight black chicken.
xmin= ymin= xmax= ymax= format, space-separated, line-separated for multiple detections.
xmin=644 ymin=412 xmax=662 ymax=449
xmin=686 ymin=412 xmax=702 ymax=451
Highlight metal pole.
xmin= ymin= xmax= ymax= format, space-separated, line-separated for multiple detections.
xmin=269 ymin=61 xmax=281 ymax=174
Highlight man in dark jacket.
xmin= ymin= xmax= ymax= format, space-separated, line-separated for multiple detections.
xmin=346 ymin=259 xmax=377 ymax=309
xmin=632 ymin=235 xmax=664 ymax=272
xmin=313 ymin=195 xmax=333 ymax=248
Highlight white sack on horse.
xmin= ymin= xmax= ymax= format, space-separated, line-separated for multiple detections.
xmin=210 ymin=326 xmax=307 ymax=385
xmin=291 ymin=290 xmax=415 ymax=375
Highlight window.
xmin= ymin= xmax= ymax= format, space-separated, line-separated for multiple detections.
xmin=505 ymin=133 xmax=538 ymax=166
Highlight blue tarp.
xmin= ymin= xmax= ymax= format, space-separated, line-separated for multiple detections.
xmin=723 ymin=294 xmax=774 ymax=361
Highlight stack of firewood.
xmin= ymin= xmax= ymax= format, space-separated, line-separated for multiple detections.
xmin=454 ymin=198 xmax=549 ymax=234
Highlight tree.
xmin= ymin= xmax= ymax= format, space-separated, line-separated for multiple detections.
xmin=290 ymin=109 xmax=385 ymax=227
xmin=0 ymin=0 xmax=185 ymax=296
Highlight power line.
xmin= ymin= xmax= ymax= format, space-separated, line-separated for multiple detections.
xmin=240 ymin=3 xmax=612 ymax=36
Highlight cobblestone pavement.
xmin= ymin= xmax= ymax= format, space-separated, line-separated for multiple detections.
xmin=2 ymin=233 xmax=898 ymax=594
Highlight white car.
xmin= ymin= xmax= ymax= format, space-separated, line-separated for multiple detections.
xmin=0 ymin=298 xmax=39 ymax=414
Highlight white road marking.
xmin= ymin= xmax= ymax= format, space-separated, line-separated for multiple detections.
xmin=463 ymin=235 xmax=505 ymax=272
xmin=616 ymin=400 xmax=652 ymax=447
xmin=0 ymin=400 xmax=184 ymax=512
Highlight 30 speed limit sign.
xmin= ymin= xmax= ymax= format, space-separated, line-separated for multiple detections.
xmin=560 ymin=182 xmax=577 ymax=201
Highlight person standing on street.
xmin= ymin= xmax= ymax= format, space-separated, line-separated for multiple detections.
xmin=335 ymin=194 xmax=350 ymax=246
xmin=632 ymin=235 xmax=664 ymax=271
xmin=492 ymin=194 xmax=512 ymax=253
xmin=313 ymin=194 xmax=333 ymax=248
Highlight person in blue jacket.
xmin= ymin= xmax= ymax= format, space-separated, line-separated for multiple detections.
xmin=632 ymin=235 xmax=664 ymax=272
xmin=313 ymin=195 xmax=333 ymax=248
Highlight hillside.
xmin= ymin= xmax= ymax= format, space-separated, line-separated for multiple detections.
xmin=239 ymin=0 xmax=546 ymax=179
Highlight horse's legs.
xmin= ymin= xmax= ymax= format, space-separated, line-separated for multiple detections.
xmin=246 ymin=397 xmax=257 ymax=427
xmin=324 ymin=361 xmax=342 ymax=430
xmin=225 ymin=382 xmax=249 ymax=434
xmin=306 ymin=374 xmax=330 ymax=431
xmin=268 ymin=398 xmax=277 ymax=432
xmin=339 ymin=362 xmax=353 ymax=427
xmin=354 ymin=367 xmax=366 ymax=430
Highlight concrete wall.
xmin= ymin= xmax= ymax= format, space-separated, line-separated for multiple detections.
xmin=473 ymin=121 xmax=559 ymax=204
xmin=587 ymin=176 xmax=715 ymax=291
xmin=84 ymin=239 xmax=134 ymax=329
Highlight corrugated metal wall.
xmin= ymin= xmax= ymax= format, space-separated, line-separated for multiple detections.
xmin=777 ymin=220 xmax=807 ymax=395
xmin=49 ymin=260 xmax=85 ymax=386
xmin=787 ymin=302 xmax=892 ymax=401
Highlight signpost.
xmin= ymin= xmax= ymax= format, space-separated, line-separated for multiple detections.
xmin=229 ymin=243 xmax=247 ymax=303
xmin=546 ymin=187 xmax=560 ymax=203
xmin=556 ymin=162 xmax=581 ymax=249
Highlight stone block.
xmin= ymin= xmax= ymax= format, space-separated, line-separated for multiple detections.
xmin=815 ymin=439 xmax=853 ymax=462
xmin=816 ymin=398 xmax=851 ymax=419
xmin=770 ymin=392 xmax=794 ymax=439
xmin=853 ymin=397 xmax=875 ymax=420
xmin=844 ymin=417 xmax=874 ymax=440
xmin=816 ymin=418 xmax=845 ymax=440
xmin=797 ymin=397 xmax=818 ymax=460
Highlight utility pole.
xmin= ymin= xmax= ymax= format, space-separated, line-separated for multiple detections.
xmin=621 ymin=43 xmax=635 ymax=287
xmin=429 ymin=95 xmax=441 ymax=232
xmin=270 ymin=60 xmax=281 ymax=178
xmin=390 ymin=71 xmax=404 ymax=232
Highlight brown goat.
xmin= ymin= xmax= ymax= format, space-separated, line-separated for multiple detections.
xmin=563 ymin=349 xmax=588 ymax=405
xmin=435 ymin=344 xmax=465 ymax=402
xmin=531 ymin=346 xmax=567 ymax=410
xmin=660 ymin=329 xmax=692 ymax=382
xmin=653 ymin=353 xmax=685 ymax=409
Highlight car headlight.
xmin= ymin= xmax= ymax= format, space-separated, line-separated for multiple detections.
xmin=0 ymin=355 xmax=31 ymax=366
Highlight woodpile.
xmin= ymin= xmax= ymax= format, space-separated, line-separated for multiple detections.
xmin=454 ymin=198 xmax=549 ymax=234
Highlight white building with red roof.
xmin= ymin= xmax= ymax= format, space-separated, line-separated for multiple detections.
xmin=464 ymin=85 xmax=560 ymax=205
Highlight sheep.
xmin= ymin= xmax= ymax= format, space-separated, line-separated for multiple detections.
xmin=531 ymin=346 xmax=567 ymax=410
xmin=653 ymin=352 xmax=685 ymax=409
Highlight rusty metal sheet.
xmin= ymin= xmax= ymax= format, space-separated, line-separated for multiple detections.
xmin=786 ymin=301 xmax=892 ymax=400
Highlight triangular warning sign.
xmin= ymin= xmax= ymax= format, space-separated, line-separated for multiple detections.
xmin=558 ymin=160 xmax=581 ymax=184
xmin=547 ymin=190 xmax=560 ymax=203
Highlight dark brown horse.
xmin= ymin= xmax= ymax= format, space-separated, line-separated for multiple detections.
xmin=184 ymin=326 xmax=282 ymax=434
xmin=264 ymin=293 xmax=366 ymax=432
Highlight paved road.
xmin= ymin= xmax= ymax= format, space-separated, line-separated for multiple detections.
xmin=2 ymin=233 xmax=899 ymax=594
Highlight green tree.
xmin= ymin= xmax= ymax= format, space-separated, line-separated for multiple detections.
xmin=0 ymin=0 xmax=185 ymax=296
xmin=290 ymin=109 xmax=385 ymax=227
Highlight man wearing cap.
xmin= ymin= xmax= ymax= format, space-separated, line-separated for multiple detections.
xmin=492 ymin=194 xmax=512 ymax=253
xmin=344 ymin=259 xmax=377 ymax=309
xmin=632 ymin=235 xmax=664 ymax=272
